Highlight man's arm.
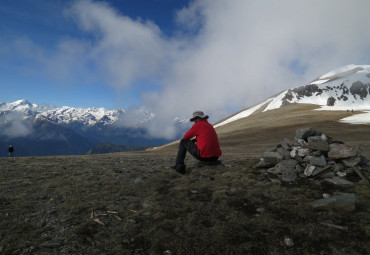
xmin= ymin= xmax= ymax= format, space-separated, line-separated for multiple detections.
xmin=183 ymin=123 xmax=199 ymax=140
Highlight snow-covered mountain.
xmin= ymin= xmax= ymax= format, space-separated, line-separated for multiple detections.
xmin=0 ymin=100 xmax=170 ymax=156
xmin=216 ymin=64 xmax=370 ymax=128
xmin=1 ymin=99 xmax=128 ymax=126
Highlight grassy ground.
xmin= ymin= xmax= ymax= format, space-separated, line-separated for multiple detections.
xmin=1 ymin=153 xmax=370 ymax=255
xmin=1 ymin=104 xmax=370 ymax=254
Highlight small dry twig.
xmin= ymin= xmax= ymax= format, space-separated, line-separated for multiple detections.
xmin=94 ymin=218 xmax=105 ymax=225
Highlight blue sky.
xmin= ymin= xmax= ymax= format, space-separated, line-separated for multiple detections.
xmin=1 ymin=0 xmax=370 ymax=138
xmin=0 ymin=0 xmax=190 ymax=109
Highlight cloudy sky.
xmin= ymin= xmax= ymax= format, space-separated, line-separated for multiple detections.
xmin=1 ymin=0 xmax=370 ymax=138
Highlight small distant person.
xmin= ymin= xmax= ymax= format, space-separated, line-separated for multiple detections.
xmin=8 ymin=145 xmax=14 ymax=157
xmin=172 ymin=111 xmax=222 ymax=174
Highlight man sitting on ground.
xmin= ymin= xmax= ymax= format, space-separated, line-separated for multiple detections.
xmin=172 ymin=111 xmax=222 ymax=174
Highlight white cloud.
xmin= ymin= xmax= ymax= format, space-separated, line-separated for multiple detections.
xmin=4 ymin=0 xmax=370 ymax=139
xmin=0 ymin=112 xmax=34 ymax=138
xmin=70 ymin=0 xmax=370 ymax=139
xmin=142 ymin=0 xmax=370 ymax=138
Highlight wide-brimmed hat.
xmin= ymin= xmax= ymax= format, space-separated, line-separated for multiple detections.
xmin=190 ymin=111 xmax=209 ymax=122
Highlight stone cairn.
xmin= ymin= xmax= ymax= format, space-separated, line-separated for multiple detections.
xmin=254 ymin=128 xmax=370 ymax=186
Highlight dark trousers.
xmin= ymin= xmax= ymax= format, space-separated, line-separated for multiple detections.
xmin=175 ymin=139 xmax=218 ymax=166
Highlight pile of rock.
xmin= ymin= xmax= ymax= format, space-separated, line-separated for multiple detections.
xmin=255 ymin=128 xmax=370 ymax=185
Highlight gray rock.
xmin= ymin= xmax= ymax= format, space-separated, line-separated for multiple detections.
xmin=40 ymin=241 xmax=62 ymax=248
xmin=267 ymin=167 xmax=281 ymax=174
xmin=253 ymin=159 xmax=273 ymax=169
xmin=341 ymin=156 xmax=361 ymax=167
xmin=311 ymin=193 xmax=355 ymax=212
xmin=304 ymin=165 xmax=315 ymax=176
xmin=275 ymin=160 xmax=299 ymax=182
xmin=295 ymin=164 xmax=304 ymax=173
xmin=306 ymin=136 xmax=329 ymax=151
xmin=281 ymin=138 xmax=297 ymax=150
xmin=320 ymin=171 xmax=336 ymax=178
xmin=312 ymin=165 xmax=332 ymax=177
xmin=325 ymin=176 xmax=354 ymax=188
xmin=309 ymin=150 xmax=322 ymax=156
xmin=328 ymin=143 xmax=360 ymax=159
xmin=304 ymin=155 xmax=327 ymax=167
xmin=284 ymin=237 xmax=294 ymax=247
xmin=295 ymin=128 xmax=314 ymax=140
xmin=332 ymin=163 xmax=345 ymax=173
xmin=277 ymin=147 xmax=291 ymax=160
xmin=282 ymin=170 xmax=298 ymax=182
xmin=327 ymin=96 xmax=336 ymax=106
xmin=290 ymin=147 xmax=298 ymax=158
xmin=275 ymin=160 xmax=298 ymax=172
xmin=262 ymin=151 xmax=283 ymax=165
xmin=293 ymin=154 xmax=304 ymax=163
xmin=298 ymin=148 xmax=311 ymax=157
xmin=296 ymin=139 xmax=307 ymax=146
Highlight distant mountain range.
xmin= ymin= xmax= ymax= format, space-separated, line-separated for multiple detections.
xmin=0 ymin=101 xmax=178 ymax=156
xmin=2 ymin=64 xmax=369 ymax=157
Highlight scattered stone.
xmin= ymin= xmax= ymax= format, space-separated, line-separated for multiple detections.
xmin=336 ymin=171 xmax=347 ymax=177
xmin=304 ymin=165 xmax=315 ymax=177
xmin=256 ymin=207 xmax=265 ymax=213
xmin=256 ymin=128 xmax=369 ymax=184
xmin=290 ymin=147 xmax=298 ymax=158
xmin=275 ymin=160 xmax=298 ymax=172
xmin=262 ymin=151 xmax=283 ymax=165
xmin=282 ymin=170 xmax=298 ymax=182
xmin=295 ymin=128 xmax=314 ymax=140
xmin=298 ymin=148 xmax=311 ymax=157
xmin=221 ymin=172 xmax=233 ymax=178
xmin=311 ymin=193 xmax=355 ymax=212
xmin=277 ymin=147 xmax=291 ymax=160
xmin=325 ymin=177 xmax=354 ymax=188
xmin=312 ymin=165 xmax=332 ymax=177
xmin=328 ymin=143 xmax=360 ymax=159
xmin=133 ymin=177 xmax=143 ymax=184
xmin=353 ymin=168 xmax=370 ymax=185
xmin=284 ymin=237 xmax=294 ymax=247
xmin=281 ymin=138 xmax=296 ymax=150
xmin=275 ymin=160 xmax=299 ymax=182
xmin=253 ymin=159 xmax=273 ymax=169
xmin=306 ymin=136 xmax=329 ymax=152
xmin=322 ymin=193 xmax=330 ymax=198
xmin=267 ymin=167 xmax=280 ymax=174
xmin=342 ymin=157 xmax=361 ymax=167
xmin=40 ymin=241 xmax=62 ymax=248
xmin=304 ymin=155 xmax=327 ymax=167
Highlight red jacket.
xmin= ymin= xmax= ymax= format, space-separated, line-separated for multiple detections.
xmin=183 ymin=119 xmax=222 ymax=158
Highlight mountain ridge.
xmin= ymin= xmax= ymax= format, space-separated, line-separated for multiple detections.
xmin=216 ymin=64 xmax=370 ymax=128
xmin=2 ymin=64 xmax=370 ymax=156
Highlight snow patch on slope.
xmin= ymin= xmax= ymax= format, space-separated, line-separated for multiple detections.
xmin=214 ymin=98 xmax=273 ymax=128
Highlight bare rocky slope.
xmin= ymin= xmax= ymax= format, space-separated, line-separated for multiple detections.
xmin=1 ymin=103 xmax=370 ymax=254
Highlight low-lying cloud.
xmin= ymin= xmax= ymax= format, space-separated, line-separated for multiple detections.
xmin=5 ymin=0 xmax=370 ymax=139
xmin=0 ymin=112 xmax=34 ymax=138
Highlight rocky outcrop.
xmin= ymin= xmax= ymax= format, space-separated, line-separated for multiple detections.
xmin=326 ymin=97 xmax=336 ymax=106
xmin=255 ymin=128 xmax=370 ymax=184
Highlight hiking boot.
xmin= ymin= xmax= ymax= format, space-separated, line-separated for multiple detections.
xmin=172 ymin=164 xmax=186 ymax=174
